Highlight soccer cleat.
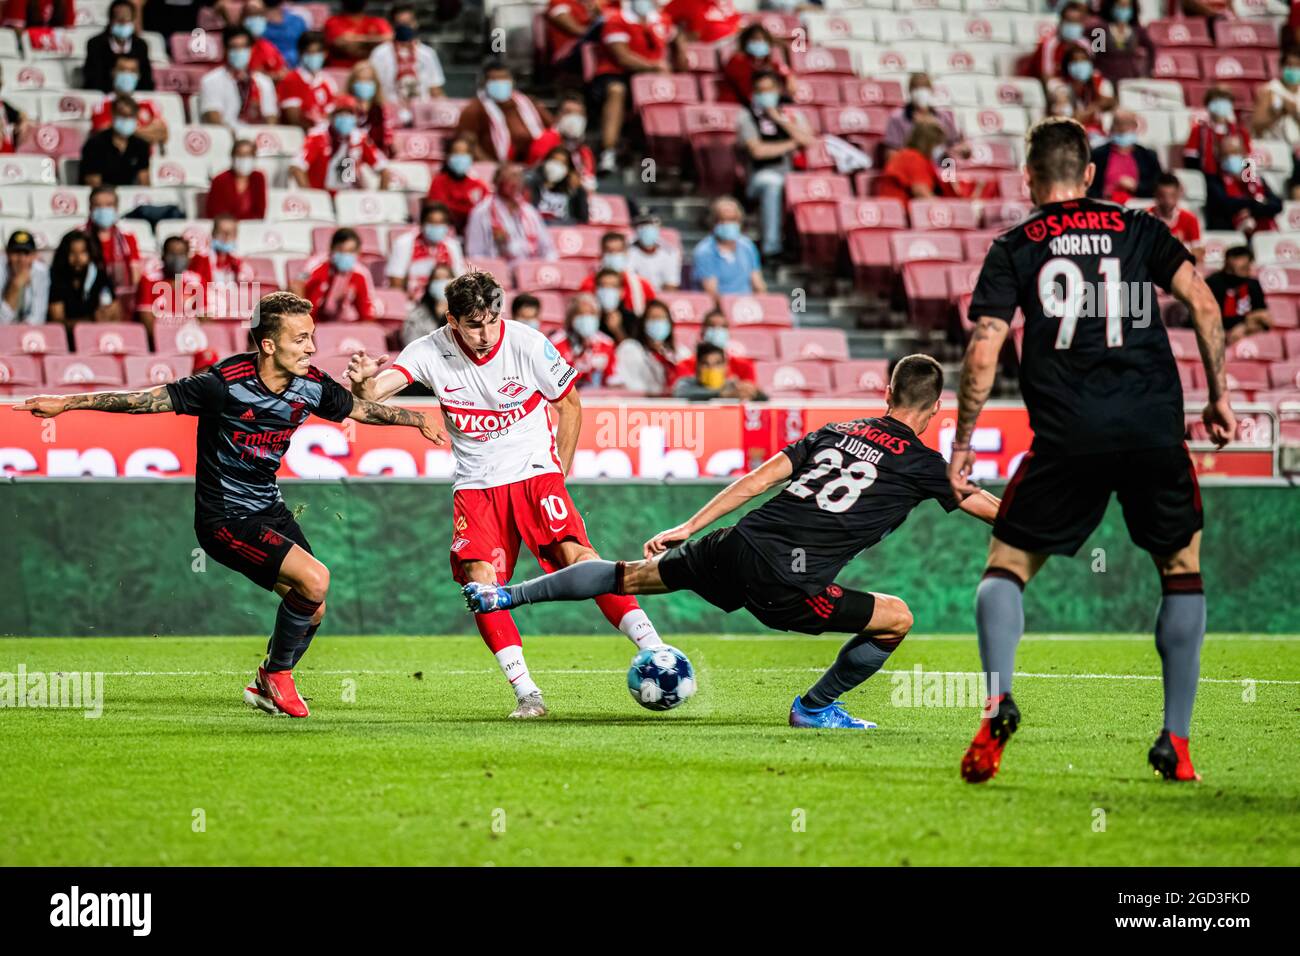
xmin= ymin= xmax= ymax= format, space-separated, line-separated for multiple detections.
xmin=961 ymin=693 xmax=1020 ymax=783
xmin=242 ymin=669 xmax=278 ymax=715
xmin=508 ymin=691 xmax=547 ymax=719
xmin=788 ymin=695 xmax=877 ymax=729
xmin=261 ymin=666 xmax=310 ymax=718
xmin=462 ymin=581 xmax=513 ymax=613
xmin=1148 ymin=730 xmax=1201 ymax=782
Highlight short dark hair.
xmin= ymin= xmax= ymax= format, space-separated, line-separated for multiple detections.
xmin=446 ymin=270 xmax=503 ymax=322
xmin=888 ymin=353 xmax=944 ymax=409
xmin=112 ymin=94 xmax=137 ymax=115
xmin=600 ymin=231 xmax=626 ymax=250
xmin=110 ymin=53 xmax=138 ymax=71
xmin=511 ymin=293 xmax=541 ymax=317
xmin=391 ymin=2 xmax=415 ymax=16
xmin=1025 ymin=116 xmax=1091 ymax=188
xmin=421 ymin=200 xmax=450 ymax=221
xmin=162 ymin=235 xmax=189 ymax=256
xmin=89 ymin=184 xmax=117 ymax=204
xmin=1155 ymin=172 xmax=1181 ymax=190
xmin=557 ymin=90 xmax=584 ymax=108
xmin=594 ymin=267 xmax=620 ymax=284
xmin=108 ymin=0 xmax=133 ymax=17
xmin=696 ymin=342 xmax=725 ymax=365
xmin=330 ymin=227 xmax=360 ymax=249
xmin=482 ymin=58 xmax=511 ymax=77
xmin=298 ymin=29 xmax=326 ymax=54
xmin=223 ymin=25 xmax=252 ymax=47
xmin=751 ymin=69 xmax=780 ymax=89
xmin=1225 ymin=245 xmax=1253 ymax=261
xmin=250 ymin=291 xmax=313 ymax=349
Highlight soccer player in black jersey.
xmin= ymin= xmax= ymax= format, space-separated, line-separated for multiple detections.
xmin=950 ymin=118 xmax=1236 ymax=783
xmin=462 ymin=355 xmax=1001 ymax=729
xmin=15 ymin=291 xmax=444 ymax=718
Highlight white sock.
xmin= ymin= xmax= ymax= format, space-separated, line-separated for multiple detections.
xmin=494 ymin=645 xmax=540 ymax=699
xmin=618 ymin=608 xmax=665 ymax=650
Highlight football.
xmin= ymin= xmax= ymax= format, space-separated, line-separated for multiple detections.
xmin=627 ymin=646 xmax=697 ymax=711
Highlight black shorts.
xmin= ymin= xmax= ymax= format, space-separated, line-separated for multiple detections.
xmin=656 ymin=527 xmax=876 ymax=635
xmin=196 ymin=505 xmax=312 ymax=591
xmin=588 ymin=73 xmax=629 ymax=109
xmin=994 ymin=444 xmax=1203 ymax=557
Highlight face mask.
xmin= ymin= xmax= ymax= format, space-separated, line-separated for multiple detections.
xmin=632 ymin=0 xmax=656 ymax=18
xmin=110 ymin=22 xmax=133 ymax=40
xmin=446 ymin=153 xmax=472 ymax=176
xmin=602 ymin=253 xmax=627 ymax=272
xmin=557 ymin=113 xmax=586 ymax=140
xmin=645 ymin=317 xmax=671 ymax=342
xmin=166 ymin=255 xmax=188 ymax=274
xmin=1067 ymin=59 xmax=1093 ymax=83
xmin=544 ymin=160 xmax=569 ymax=183
xmin=91 ymin=207 xmax=117 ymax=229
xmin=113 ymin=71 xmax=138 ymax=94
xmin=333 ymin=113 xmax=357 ymax=136
xmin=699 ymin=366 xmax=726 ymax=390
xmin=244 ymin=16 xmax=267 ymax=37
xmin=302 ymin=51 xmax=325 ymax=72
xmin=752 ymin=91 xmax=779 ymax=111
xmin=911 ymin=88 xmax=932 ymax=109
xmin=227 ymin=48 xmax=251 ymax=71
xmin=1113 ymin=6 xmax=1133 ymax=22
xmin=1111 ymin=131 xmax=1137 ymax=148
xmin=596 ymin=287 xmax=621 ymax=312
xmin=1060 ymin=21 xmax=1083 ymax=42
xmin=572 ymin=313 xmax=600 ymax=338
xmin=352 ymin=80 xmax=376 ymax=101
xmin=485 ymin=79 xmax=513 ymax=103
xmin=745 ymin=39 xmax=770 ymax=59
xmin=212 ymin=238 xmax=237 ymax=255
xmin=702 ymin=326 xmax=729 ymax=349
xmin=1209 ymin=98 xmax=1234 ymax=120
xmin=714 ymin=221 xmax=741 ymax=242
xmin=429 ymin=279 xmax=449 ymax=301
xmin=518 ymin=317 xmax=540 ymax=330
xmin=113 ymin=116 xmax=137 ymax=138
xmin=1285 ymin=67 xmax=1300 ymax=87
xmin=1221 ymin=154 xmax=1245 ymax=176
xmin=395 ymin=24 xmax=417 ymax=42
xmin=332 ymin=251 xmax=357 ymax=273
xmin=637 ymin=224 xmax=659 ymax=247
xmin=233 ymin=156 xmax=255 ymax=176
xmin=423 ymin=223 xmax=448 ymax=244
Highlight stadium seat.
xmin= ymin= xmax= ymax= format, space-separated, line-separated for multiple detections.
xmin=333 ymin=190 xmax=409 ymax=226
xmin=819 ymin=105 xmax=889 ymax=139
xmin=634 ymin=76 xmax=697 ymax=169
xmin=244 ymin=125 xmax=305 ymax=158
xmin=0 ymin=324 xmax=68 ymax=355
xmin=1228 ymin=333 xmax=1285 ymax=362
xmin=726 ymin=328 xmax=777 ymax=363
xmin=311 ymin=225 xmax=383 ymax=257
xmin=791 ymin=76 xmax=842 ymax=107
xmin=1166 ymin=328 xmax=1200 ymax=361
xmin=370 ymin=288 xmax=409 ymax=323
xmin=124 ymin=354 xmax=194 ymax=387
xmin=1271 ymin=298 xmax=1299 ymax=330
xmin=1269 ymin=360 xmax=1300 ymax=390
xmin=463 ymin=256 xmax=512 ymax=287
xmin=659 ymin=291 xmax=713 ymax=326
xmin=238 ymin=222 xmax=313 ymax=256
xmin=548 ymin=225 xmax=605 ymax=261
xmin=153 ymin=64 xmax=209 ymax=96
xmin=157 ymin=321 xmax=232 ymax=358
xmin=1215 ymin=20 xmax=1277 ymax=50
xmin=754 ymin=360 xmax=833 ymax=397
xmin=152 ymin=154 xmax=212 ymax=188
xmin=789 ymin=47 xmax=856 ymax=77
xmin=1250 ymin=233 xmax=1300 ymax=266
xmin=44 ymin=354 xmax=124 ymax=387
xmin=803 ymin=11 xmax=876 ymax=44
xmin=385 ymin=161 xmax=434 ymax=195
xmin=889 ymin=231 xmax=964 ymax=267
xmin=16 ymin=122 xmax=87 ymax=157
xmin=777 ymin=328 xmax=849 ymax=362
xmin=683 ymin=105 xmax=742 ymax=196
xmin=980 ymin=200 xmax=1032 ymax=230
xmin=721 ymin=293 xmax=793 ymax=329
xmin=27 ymin=184 xmax=90 ymax=219
xmin=1177 ymin=360 xmax=1205 ymax=392
xmin=310 ymin=354 xmax=352 ymax=385
xmin=266 ymin=188 xmax=335 ymax=223
xmin=902 ymin=261 xmax=956 ymax=328
xmin=908 ymin=199 xmax=980 ymax=231
xmin=839 ymin=78 xmax=906 ymax=108
xmin=73 ymin=323 xmax=150 ymax=357
xmin=1285 ymin=330 xmax=1300 ymax=359
xmin=1256 ymin=265 xmax=1300 ymax=297
xmin=587 ymin=194 xmax=631 ymax=227
xmin=513 ymin=260 xmax=589 ymax=292
xmin=314 ymin=324 xmax=387 ymax=357
xmin=846 ymin=232 xmax=896 ymax=291
xmin=391 ymin=129 xmax=444 ymax=162
xmin=681 ymin=41 xmax=722 ymax=74
xmin=2 ymin=60 xmax=68 ymax=91
xmin=746 ymin=12 xmax=800 ymax=40
xmin=1200 ymin=51 xmax=1268 ymax=83
xmin=1152 ymin=51 xmax=1201 ymax=81
xmin=784 ymin=172 xmax=853 ymax=211
xmin=409 ymin=98 xmax=467 ymax=131
xmin=169 ymin=30 xmax=223 ymax=64
xmin=1225 ymin=360 xmax=1270 ymax=391
xmin=1148 ymin=19 xmax=1213 ymax=48
xmin=0 ymin=353 xmax=43 ymax=394
xmin=0 ymin=154 xmax=57 ymax=185
xmin=830 ymin=359 xmax=890 ymax=396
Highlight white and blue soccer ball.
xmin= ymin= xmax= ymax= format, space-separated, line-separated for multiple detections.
xmin=627 ymin=645 xmax=696 ymax=711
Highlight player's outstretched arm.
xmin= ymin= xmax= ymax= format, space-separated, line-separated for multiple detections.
xmin=958 ymin=488 xmax=1001 ymax=525
xmin=13 ymin=386 xmax=174 ymax=418
xmin=1170 ymin=260 xmax=1236 ymax=449
xmin=949 ymin=315 xmax=1009 ymax=500
xmin=550 ymin=386 xmax=582 ymax=476
xmin=346 ymin=350 xmax=408 ymax=404
xmin=643 ymin=452 xmax=793 ymax=558
xmin=348 ymin=397 xmax=446 ymax=445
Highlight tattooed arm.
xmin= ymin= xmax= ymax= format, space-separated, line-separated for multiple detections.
xmin=348 ymin=395 xmax=447 ymax=445
xmin=1171 ymin=260 xmax=1235 ymax=448
xmin=948 ymin=315 xmax=1009 ymax=501
xmin=14 ymin=386 xmax=174 ymax=418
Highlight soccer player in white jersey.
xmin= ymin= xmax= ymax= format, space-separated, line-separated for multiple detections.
xmin=346 ymin=271 xmax=666 ymax=717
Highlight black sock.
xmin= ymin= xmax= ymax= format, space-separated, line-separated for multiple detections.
xmin=267 ymin=590 xmax=322 ymax=671
xmin=505 ymin=559 xmax=621 ymax=605
xmin=802 ymin=633 xmax=902 ymax=709
xmin=290 ymin=623 xmax=320 ymax=669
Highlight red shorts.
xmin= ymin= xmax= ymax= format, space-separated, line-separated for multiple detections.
xmin=449 ymin=473 xmax=592 ymax=584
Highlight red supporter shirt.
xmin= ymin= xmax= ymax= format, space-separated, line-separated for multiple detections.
xmin=91 ymin=96 xmax=161 ymax=133
xmin=187 ymin=250 xmax=253 ymax=286
xmin=93 ymin=226 xmax=141 ymax=291
xmin=250 ymin=37 xmax=287 ymax=77
xmin=545 ymin=0 xmax=594 ymax=62
xmin=664 ymin=0 xmax=739 ymax=44
xmin=204 ymin=168 xmax=268 ymax=220
xmin=300 ymin=256 xmax=376 ymax=322
xmin=1184 ymin=119 xmax=1252 ymax=177
xmin=526 ymin=129 xmax=596 ymax=183
xmin=720 ymin=50 xmax=790 ymax=103
xmin=876 ymin=148 xmax=939 ymax=204
xmin=323 ymin=13 xmax=392 ymax=67
xmin=597 ymin=3 xmax=672 ymax=76
xmin=1150 ymin=206 xmax=1201 ymax=246
xmin=578 ymin=271 xmax=657 ymax=314
xmin=551 ymin=331 xmax=618 ymax=387
xmin=2 ymin=0 xmax=74 ymax=27
xmin=276 ymin=67 xmax=338 ymax=125
xmin=294 ymin=127 xmax=388 ymax=193
xmin=427 ymin=172 xmax=492 ymax=231
xmin=135 ymin=269 xmax=206 ymax=322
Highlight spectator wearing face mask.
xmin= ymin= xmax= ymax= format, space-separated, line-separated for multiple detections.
xmin=1252 ymin=49 xmax=1300 ymax=197
xmin=1205 ymin=135 xmax=1282 ymax=237
xmin=739 ymin=69 xmax=815 ymax=260
xmin=0 ymin=63 xmax=32 ymax=153
xmin=48 ymin=229 xmax=118 ymax=325
xmin=552 ymin=291 xmax=618 ymax=388
xmin=593 ymin=267 xmax=638 ymax=343
xmin=277 ymin=31 xmax=337 ymax=130
xmin=84 ymin=0 xmax=154 ymax=94
xmin=510 ymin=292 xmax=543 ymax=332
xmin=295 ymin=227 xmax=377 ymax=322
xmin=673 ymin=341 xmax=764 ymax=400
xmin=1094 ymin=0 xmax=1154 ymax=83
xmin=526 ymin=93 xmax=596 ymax=190
xmin=693 ymin=196 xmax=764 ymax=296
xmin=877 ymin=120 xmax=950 ymax=207
xmin=457 ymin=60 xmax=553 ymax=163
xmin=883 ymin=73 xmax=963 ymax=164
xmin=592 ymin=0 xmax=675 ymax=175
xmin=205 ymin=139 xmax=267 ymax=220
xmin=1047 ymin=48 xmax=1115 ymax=143
xmin=526 ymin=147 xmax=589 ymax=224
xmin=135 ymin=235 xmax=206 ymax=337
xmin=1185 ymin=87 xmax=1252 ymax=177
xmin=427 ymin=136 xmax=493 ymax=232
xmin=1207 ymin=246 xmax=1271 ymax=344
xmin=579 ymin=232 xmax=657 ymax=314
xmin=0 ymin=230 xmax=51 ymax=325
xmin=85 ymin=185 xmax=141 ymax=305
xmin=387 ymin=202 xmax=466 ymax=301
xmin=1148 ymin=173 xmax=1203 ymax=261
xmin=324 ymin=0 xmax=393 ymax=67
xmin=199 ymin=26 xmax=279 ymax=128
xmin=674 ymin=307 xmax=756 ymax=385
xmin=371 ymin=3 xmax=446 ymax=106
xmin=720 ymin=23 xmax=793 ymax=105
xmin=1088 ymin=110 xmax=1162 ymax=204
xmin=404 ymin=262 xmax=455 ymax=343
xmin=188 ymin=214 xmax=254 ymax=285
xmin=611 ymin=299 xmax=681 ymax=396
xmin=346 ymin=61 xmax=390 ymax=155
xmin=627 ymin=209 xmax=680 ymax=290
xmin=465 ymin=163 xmax=557 ymax=263
xmin=291 ymin=96 xmax=393 ymax=193
xmin=244 ymin=1 xmax=288 ymax=81
xmin=80 ymin=94 xmax=151 ymax=187
xmin=1028 ymin=1 xmax=1091 ymax=82
xmin=260 ymin=0 xmax=308 ymax=67
xmin=91 ymin=55 xmax=167 ymax=148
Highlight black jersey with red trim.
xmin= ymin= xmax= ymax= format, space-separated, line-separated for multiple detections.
xmin=969 ymin=197 xmax=1194 ymax=454
xmin=166 ymin=353 xmax=355 ymax=524
xmin=733 ymin=416 xmax=959 ymax=595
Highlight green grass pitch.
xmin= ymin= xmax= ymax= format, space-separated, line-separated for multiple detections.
xmin=1 ymin=634 xmax=1296 ymax=866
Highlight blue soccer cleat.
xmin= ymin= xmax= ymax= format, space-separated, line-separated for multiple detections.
xmin=462 ymin=581 xmax=514 ymax=613
xmin=788 ymin=695 xmax=877 ymax=730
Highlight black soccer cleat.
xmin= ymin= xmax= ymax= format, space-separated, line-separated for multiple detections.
xmin=961 ymin=693 xmax=1020 ymax=783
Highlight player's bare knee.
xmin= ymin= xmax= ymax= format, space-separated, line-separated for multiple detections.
xmin=874 ymin=595 xmax=913 ymax=641
xmin=298 ymin=563 xmax=329 ymax=603
xmin=462 ymin=561 xmax=497 ymax=585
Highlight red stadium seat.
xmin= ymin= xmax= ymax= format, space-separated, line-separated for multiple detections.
xmin=727 ymin=328 xmax=777 ymax=362
xmin=44 ymin=355 xmax=124 ymax=387
xmin=634 ymin=74 xmax=699 ymax=169
xmin=501 ymin=291 xmax=566 ymax=323
xmin=962 ymin=230 xmax=1000 ymax=262
xmin=745 ymin=12 xmax=799 ymax=40
xmin=1148 ymin=19 xmax=1213 ymax=48
xmin=314 ymin=324 xmax=388 ymax=357
xmin=838 ymin=79 xmax=905 ymax=108
xmin=908 ymin=199 xmax=980 ymax=231
xmin=1257 ymin=266 xmax=1300 ymax=296
xmin=754 ymin=360 xmax=832 ymax=396
xmin=1286 ymin=330 xmax=1300 ymax=358
xmin=830 ymin=359 xmax=890 ymax=396
xmin=1215 ymin=21 xmax=1278 ymax=50
xmin=980 ymin=200 xmax=1033 ymax=230
xmin=1228 ymin=332 xmax=1285 ymax=362
xmin=514 ymin=260 xmax=589 ymax=292
xmin=371 ymin=288 xmax=409 ymax=323
xmin=777 ymin=328 xmax=849 ymax=362
xmin=681 ymin=42 xmax=722 ymax=74
xmin=1269 ymin=297 xmax=1299 ymax=329
xmin=549 ymin=225 xmax=606 ymax=261
xmin=1166 ymin=327 xmax=1199 ymax=361
xmin=902 ymin=261 xmax=955 ymax=328
xmin=696 ymin=75 xmax=730 ymax=104
xmin=169 ymin=31 xmax=224 ymax=64
xmin=310 ymin=354 xmax=352 ymax=385
xmin=790 ymin=47 xmax=855 ymax=77
xmin=464 ymin=256 xmax=512 ymax=287
xmin=683 ymin=105 xmax=742 ymax=196
xmin=945 ymin=262 xmax=984 ymax=298
xmin=889 ymin=231 xmax=964 ymax=267
xmin=124 ymin=354 xmax=194 ymax=387
xmin=311 ymin=225 xmax=382 ymax=256
xmin=1152 ymin=51 xmax=1201 ymax=80
xmin=1225 ymin=360 xmax=1270 ymax=391
xmin=784 ymin=172 xmax=853 ymax=211
xmin=409 ymin=99 xmax=467 ymax=131
xmin=632 ymin=73 xmax=700 ymax=107
xmin=838 ymin=198 xmax=908 ymax=234
xmin=0 ymin=324 xmax=68 ymax=355
xmin=73 ymin=323 xmax=150 ymax=356
xmin=153 ymin=65 xmax=209 ymax=95
xmin=791 ymin=76 xmax=841 ymax=107
xmin=721 ymin=293 xmax=793 ymax=329
xmin=391 ymin=130 xmax=444 ymax=162
xmin=0 ymin=354 xmax=42 ymax=393
xmin=1200 ymin=51 xmax=1268 ymax=82
xmin=587 ymin=194 xmax=631 ymax=227
xmin=156 ymin=322 xmax=233 ymax=357
xmin=659 ymin=291 xmax=714 ymax=325
xmin=1177 ymin=361 xmax=1205 ymax=391
xmin=1269 ymin=360 xmax=1300 ymax=390
xmin=819 ymin=106 xmax=889 ymax=139
xmin=798 ymin=138 xmax=837 ymax=171
xmin=792 ymin=202 xmax=840 ymax=269
xmin=16 ymin=123 xmax=86 ymax=157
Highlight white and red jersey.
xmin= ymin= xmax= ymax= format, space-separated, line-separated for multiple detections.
xmin=291 ymin=125 xmax=388 ymax=192
xmin=276 ymin=66 xmax=338 ymax=125
xmin=392 ymin=320 xmax=577 ymax=489
xmin=596 ymin=2 xmax=672 ymax=76
xmin=188 ymin=249 xmax=253 ymax=285
xmin=550 ymin=330 xmax=617 ymax=388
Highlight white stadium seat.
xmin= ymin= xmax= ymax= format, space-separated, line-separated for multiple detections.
xmin=36 ymin=89 xmax=102 ymax=122
xmin=0 ymin=154 xmax=57 ymax=185
xmin=333 ymin=190 xmax=410 ymax=225
xmin=168 ymin=124 xmax=235 ymax=164
xmin=1 ymin=59 xmax=68 ymax=90
xmin=266 ymin=188 xmax=335 ymax=222
xmin=0 ymin=189 xmax=31 ymax=219
xmin=237 ymin=221 xmax=313 ymax=255
xmin=117 ymin=218 xmax=158 ymax=254
xmin=239 ymin=124 xmax=305 ymax=158
xmin=2 ymin=217 xmax=83 ymax=250
xmin=28 ymin=185 xmax=91 ymax=219
xmin=384 ymin=161 xmax=434 ymax=194
xmin=1173 ymin=168 xmax=1206 ymax=204
xmin=151 ymin=154 xmax=211 ymax=188
xmin=158 ymin=219 xmax=214 ymax=253
xmin=1117 ymin=79 xmax=1186 ymax=112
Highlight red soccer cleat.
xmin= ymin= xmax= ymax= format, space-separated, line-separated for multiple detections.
xmin=961 ymin=693 xmax=1020 ymax=784
xmin=261 ymin=666 xmax=310 ymax=718
xmin=243 ymin=669 xmax=277 ymax=714
xmin=1149 ymin=730 xmax=1201 ymax=782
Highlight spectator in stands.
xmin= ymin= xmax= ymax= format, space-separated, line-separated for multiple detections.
xmin=387 ymin=201 xmax=466 ymax=300
xmin=245 ymin=1 xmax=288 ymax=81
xmin=1185 ymin=86 xmax=1251 ymax=177
xmin=0 ymin=229 xmax=50 ymax=325
xmin=592 ymin=0 xmax=674 ymax=176
xmin=628 ymin=209 xmax=680 ymax=291
xmin=48 ymin=229 xmax=119 ymax=325
xmin=552 ymin=291 xmax=618 ymax=388
xmin=86 ymin=185 xmax=141 ymax=302
xmin=1048 ymin=48 xmax=1115 ymax=143
xmin=261 ymin=0 xmax=308 ymax=68
xmin=511 ymin=292 xmax=542 ymax=331
xmin=544 ymin=0 xmax=598 ymax=69
xmin=81 ymin=96 xmax=150 ymax=188
xmin=526 ymin=146 xmax=589 ymax=224
xmin=278 ymin=32 xmax=336 ymax=130
xmin=692 ymin=197 xmax=765 ymax=296
xmin=371 ymin=3 xmax=446 ymax=110
xmin=457 ymin=60 xmax=553 ymax=164
xmin=404 ymin=262 xmax=454 ymax=342
xmin=1149 ymin=173 xmax=1203 ymax=260
xmin=427 ymin=136 xmax=492 ymax=232
xmin=84 ymin=1 xmax=154 ymax=94
xmin=1088 ymin=110 xmax=1161 ymax=204
xmin=720 ymin=22 xmax=793 ymax=105
xmin=347 ymin=61 xmax=391 ymax=154
xmin=580 ymin=231 xmax=656 ymax=313
xmin=189 ymin=214 xmax=253 ymax=285
xmin=1208 ymin=246 xmax=1272 ymax=344
xmin=0 ymin=64 xmax=32 ymax=152
xmin=1029 ymin=1 xmax=1090 ymax=82
xmin=664 ymin=0 xmax=740 ymax=47
xmin=135 ymin=235 xmax=204 ymax=337
xmin=611 ymin=299 xmax=680 ymax=396
xmin=200 ymin=26 xmax=280 ymax=128
xmin=673 ymin=341 xmax=763 ymax=400
xmin=526 ymin=93 xmax=596 ymax=190
xmin=593 ymin=267 xmax=639 ymax=343
xmin=1093 ymin=0 xmax=1154 ymax=83
xmin=877 ymin=120 xmax=948 ymax=206
xmin=324 ymin=0 xmax=392 ymax=67
xmin=2 ymin=0 xmax=74 ymax=31
xmin=291 ymin=95 xmax=393 ymax=192
xmin=883 ymin=73 xmax=963 ymax=163
xmin=739 ymin=70 xmax=815 ymax=260
xmin=206 ymin=139 xmax=268 ymax=220
xmin=464 ymin=163 xmax=556 ymax=263
xmin=1205 ymin=135 xmax=1282 ymax=237
xmin=1252 ymin=49 xmax=1300 ymax=197
xmin=91 ymin=55 xmax=168 ymax=148
xmin=1286 ymin=2 xmax=1300 ymax=58
xmin=675 ymin=306 xmax=756 ymax=385
xmin=296 ymin=227 xmax=377 ymax=322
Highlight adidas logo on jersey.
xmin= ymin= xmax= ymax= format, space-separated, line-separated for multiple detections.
xmin=239 ymin=409 xmax=256 ymax=421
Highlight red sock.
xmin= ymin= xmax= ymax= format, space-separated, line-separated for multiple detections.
xmin=594 ymin=593 xmax=640 ymax=628
xmin=475 ymin=609 xmax=522 ymax=653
